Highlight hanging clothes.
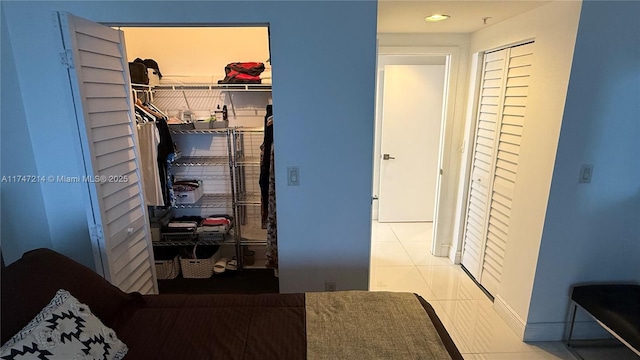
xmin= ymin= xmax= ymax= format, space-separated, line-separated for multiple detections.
xmin=135 ymin=99 xmax=175 ymax=208
xmin=265 ymin=120 xmax=278 ymax=271
xmin=154 ymin=115 xmax=174 ymax=208
xmin=136 ymin=122 xmax=164 ymax=206
xmin=165 ymin=153 xmax=177 ymax=208
xmin=259 ymin=105 xmax=273 ymax=228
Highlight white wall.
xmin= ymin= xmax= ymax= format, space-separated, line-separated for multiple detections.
xmin=455 ymin=1 xmax=582 ymax=335
xmin=121 ymin=27 xmax=270 ymax=79
xmin=525 ymin=0 xmax=640 ymax=341
xmin=0 ymin=1 xmax=378 ymax=293
xmin=376 ymin=33 xmax=470 ymax=259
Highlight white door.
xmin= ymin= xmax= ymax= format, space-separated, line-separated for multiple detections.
xmin=57 ymin=12 xmax=158 ymax=294
xmin=378 ymin=65 xmax=445 ymax=222
xmin=461 ymin=43 xmax=534 ymax=295
xmin=460 ymin=49 xmax=507 ymax=280
xmin=479 ymin=43 xmax=533 ymax=295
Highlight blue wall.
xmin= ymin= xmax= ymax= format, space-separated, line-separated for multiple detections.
xmin=0 ymin=1 xmax=378 ymax=292
xmin=527 ymin=0 xmax=640 ymax=332
xmin=1 ymin=7 xmax=53 ymax=264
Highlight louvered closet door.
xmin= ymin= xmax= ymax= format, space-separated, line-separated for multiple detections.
xmin=479 ymin=43 xmax=533 ymax=295
xmin=460 ymin=49 xmax=507 ymax=280
xmin=57 ymin=13 xmax=158 ymax=295
xmin=461 ymin=42 xmax=533 ymax=295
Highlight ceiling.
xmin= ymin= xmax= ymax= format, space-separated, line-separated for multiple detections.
xmin=378 ymin=0 xmax=553 ymax=33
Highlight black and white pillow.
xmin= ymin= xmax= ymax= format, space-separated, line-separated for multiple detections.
xmin=0 ymin=289 xmax=127 ymax=360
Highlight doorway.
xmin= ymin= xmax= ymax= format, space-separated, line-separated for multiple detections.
xmin=370 ymin=46 xmax=463 ymax=290
xmin=57 ymin=13 xmax=277 ymax=294
xmin=377 ymin=61 xmax=446 ymax=222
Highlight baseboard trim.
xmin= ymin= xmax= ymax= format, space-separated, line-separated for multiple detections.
xmin=494 ymin=295 xmax=526 ymax=339
xmin=437 ymin=243 xmax=449 ymax=258
xmin=448 ymin=247 xmax=462 ymax=264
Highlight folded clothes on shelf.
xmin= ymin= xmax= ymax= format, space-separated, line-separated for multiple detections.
xmin=201 ymin=217 xmax=231 ymax=227
xmin=165 ymin=217 xmax=201 ymax=232
xmin=173 ymin=179 xmax=200 ymax=192
xmin=168 ymin=222 xmax=199 ymax=228
xmin=197 ymin=215 xmax=233 ymax=233
xmin=197 ymin=225 xmax=228 ymax=233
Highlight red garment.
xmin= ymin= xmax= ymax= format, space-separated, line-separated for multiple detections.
xmin=201 ymin=218 xmax=230 ymax=227
xmin=218 ymin=62 xmax=265 ymax=84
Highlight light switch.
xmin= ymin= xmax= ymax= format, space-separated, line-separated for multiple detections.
xmin=287 ymin=166 xmax=300 ymax=186
xmin=579 ymin=164 xmax=593 ymax=183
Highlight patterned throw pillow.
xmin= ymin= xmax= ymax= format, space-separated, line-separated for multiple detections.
xmin=0 ymin=289 xmax=127 ymax=360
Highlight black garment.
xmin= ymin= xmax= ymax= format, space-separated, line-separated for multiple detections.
xmin=155 ymin=117 xmax=173 ymax=162
xmin=260 ymin=105 xmax=273 ymax=228
xmin=155 ymin=117 xmax=174 ymax=207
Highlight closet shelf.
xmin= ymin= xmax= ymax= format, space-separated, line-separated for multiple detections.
xmin=155 ymin=83 xmax=271 ymax=92
xmin=242 ymin=259 xmax=268 ymax=269
xmin=234 ymin=156 xmax=261 ymax=166
xmin=174 ymin=174 xmax=230 ymax=181
xmin=170 ymin=129 xmax=230 ymax=135
xmin=131 ymin=83 xmax=153 ymax=89
xmin=173 ymin=194 xmax=233 ymax=209
xmin=236 ymin=193 xmax=261 ymax=206
xmin=152 ymin=239 xmax=234 ymax=247
xmin=173 ymin=156 xmax=230 ymax=167
xmin=241 ymin=239 xmax=267 ymax=246
xmin=163 ymin=126 xmax=269 ymax=272
xmin=234 ymin=127 xmax=264 ymax=133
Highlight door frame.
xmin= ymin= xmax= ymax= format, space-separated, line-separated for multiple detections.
xmin=373 ymin=46 xmax=461 ymax=258
xmin=452 ymin=39 xmax=535 ymax=266
xmin=450 ymin=52 xmax=485 ymax=265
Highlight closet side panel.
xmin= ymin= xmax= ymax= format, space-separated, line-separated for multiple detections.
xmin=58 ymin=12 xmax=157 ymax=295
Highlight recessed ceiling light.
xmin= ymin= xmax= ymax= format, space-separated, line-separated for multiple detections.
xmin=425 ymin=14 xmax=450 ymax=22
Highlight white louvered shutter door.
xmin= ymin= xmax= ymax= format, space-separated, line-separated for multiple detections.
xmin=58 ymin=13 xmax=158 ymax=295
xmin=460 ymin=49 xmax=507 ymax=279
xmin=479 ymin=43 xmax=534 ymax=295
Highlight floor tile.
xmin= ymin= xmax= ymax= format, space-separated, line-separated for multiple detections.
xmin=371 ymin=241 xmax=414 ymax=266
xmin=389 ymin=222 xmax=433 ymax=243
xmin=371 ymin=221 xmax=399 ymax=242
xmin=370 ymin=265 xmax=437 ymax=301
xmin=443 ymin=300 xmax=543 ymax=354
xmin=417 ymin=265 xmax=488 ymax=301
xmin=401 ymin=241 xmax=452 ymax=266
xmin=430 ymin=300 xmax=472 ymax=354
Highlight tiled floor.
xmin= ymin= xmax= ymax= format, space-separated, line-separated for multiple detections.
xmin=369 ymin=221 xmax=638 ymax=360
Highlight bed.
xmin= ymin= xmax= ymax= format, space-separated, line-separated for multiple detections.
xmin=1 ymin=248 xmax=463 ymax=360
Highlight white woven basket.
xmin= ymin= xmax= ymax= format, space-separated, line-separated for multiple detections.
xmin=155 ymin=255 xmax=181 ymax=280
xmin=180 ymin=246 xmax=220 ymax=279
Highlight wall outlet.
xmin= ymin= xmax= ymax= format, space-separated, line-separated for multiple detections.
xmin=287 ymin=166 xmax=300 ymax=186
xmin=579 ymin=164 xmax=593 ymax=183
xmin=325 ymin=281 xmax=337 ymax=291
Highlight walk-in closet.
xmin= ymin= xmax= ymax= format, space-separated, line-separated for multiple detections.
xmin=121 ymin=26 xmax=278 ymax=293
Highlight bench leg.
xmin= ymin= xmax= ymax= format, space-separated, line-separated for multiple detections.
xmin=567 ymin=302 xmax=578 ymax=347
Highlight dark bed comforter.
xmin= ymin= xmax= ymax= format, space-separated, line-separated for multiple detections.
xmin=1 ymin=249 xmax=463 ymax=360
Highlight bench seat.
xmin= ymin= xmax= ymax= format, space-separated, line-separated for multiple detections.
xmin=569 ymin=284 xmax=640 ymax=356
